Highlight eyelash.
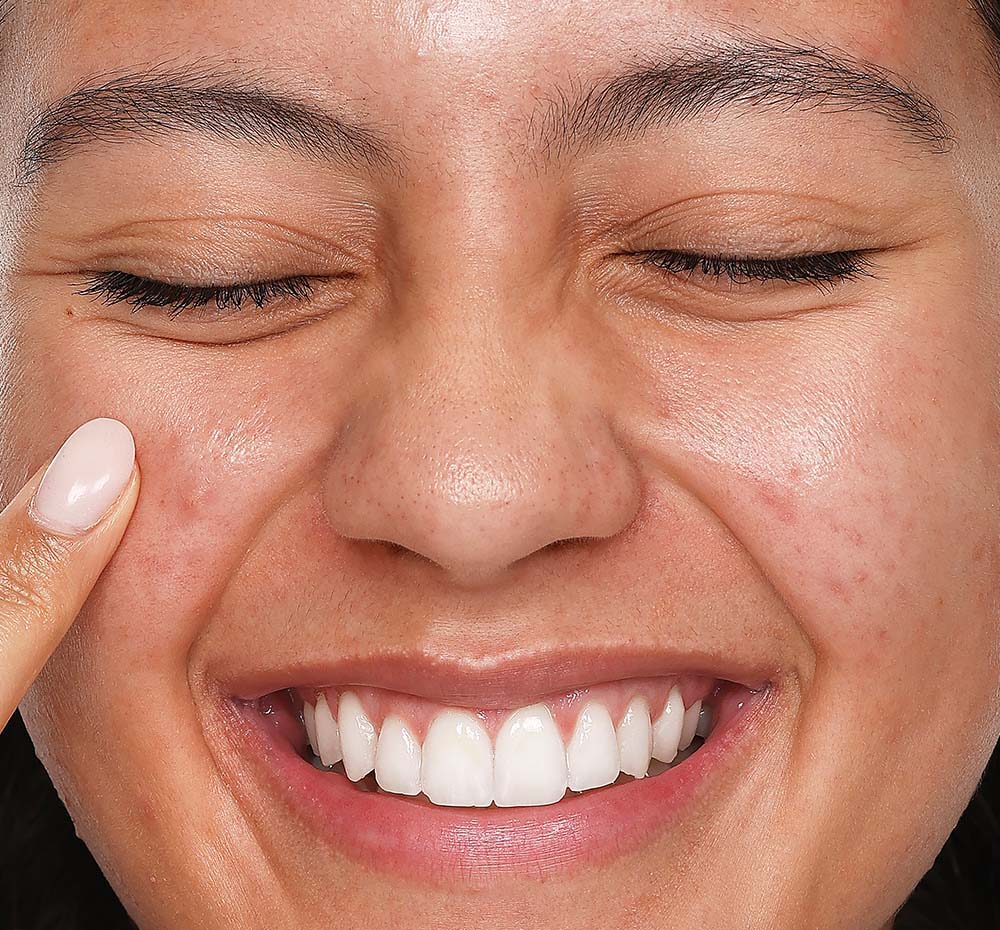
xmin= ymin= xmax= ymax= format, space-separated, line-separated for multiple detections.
xmin=76 ymin=271 xmax=314 ymax=319
xmin=631 ymin=249 xmax=877 ymax=290
xmin=76 ymin=249 xmax=874 ymax=321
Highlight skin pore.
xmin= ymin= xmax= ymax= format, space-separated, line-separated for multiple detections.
xmin=2 ymin=1 xmax=1000 ymax=928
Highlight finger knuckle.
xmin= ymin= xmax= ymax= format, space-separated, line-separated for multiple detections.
xmin=0 ymin=531 xmax=69 ymax=628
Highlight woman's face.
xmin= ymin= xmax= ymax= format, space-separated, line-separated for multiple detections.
xmin=5 ymin=1 xmax=1000 ymax=928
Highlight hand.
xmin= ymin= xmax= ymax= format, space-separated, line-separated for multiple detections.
xmin=0 ymin=418 xmax=139 ymax=730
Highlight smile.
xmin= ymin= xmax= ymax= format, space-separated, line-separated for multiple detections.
xmin=219 ymin=650 xmax=776 ymax=882
xmin=291 ymin=676 xmax=730 ymax=807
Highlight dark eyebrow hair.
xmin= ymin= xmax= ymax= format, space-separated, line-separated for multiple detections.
xmin=16 ymin=36 xmax=954 ymax=189
xmin=18 ymin=64 xmax=402 ymax=184
xmin=528 ymin=36 xmax=956 ymax=165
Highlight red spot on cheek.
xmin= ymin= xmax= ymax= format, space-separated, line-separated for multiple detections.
xmin=756 ymin=479 xmax=798 ymax=526
xmin=826 ymin=577 xmax=852 ymax=605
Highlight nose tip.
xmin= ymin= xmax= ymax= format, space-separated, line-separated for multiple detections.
xmin=322 ymin=403 xmax=642 ymax=589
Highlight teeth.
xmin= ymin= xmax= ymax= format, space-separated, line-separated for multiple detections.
xmin=338 ymin=691 xmax=377 ymax=781
xmin=651 ymin=686 xmax=684 ymax=763
xmin=617 ymin=696 xmax=652 ymax=778
xmin=566 ymin=701 xmax=620 ymax=792
xmin=301 ymin=685 xmax=717 ymax=806
xmin=679 ymin=698 xmax=702 ymax=752
xmin=374 ymin=715 xmax=422 ymax=796
xmin=313 ymin=693 xmax=343 ymax=767
xmin=420 ymin=710 xmax=494 ymax=807
xmin=494 ymin=703 xmax=568 ymax=807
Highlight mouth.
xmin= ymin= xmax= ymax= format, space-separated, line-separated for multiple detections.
xmin=218 ymin=650 xmax=775 ymax=883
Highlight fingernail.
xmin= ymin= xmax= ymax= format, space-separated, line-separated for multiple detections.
xmin=29 ymin=418 xmax=136 ymax=535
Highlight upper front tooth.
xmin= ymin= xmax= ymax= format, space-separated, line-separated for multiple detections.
xmin=494 ymin=703 xmax=568 ymax=807
xmin=374 ymin=715 xmax=422 ymax=796
xmin=679 ymin=698 xmax=702 ymax=751
xmin=651 ymin=685 xmax=684 ymax=763
xmin=566 ymin=701 xmax=620 ymax=792
xmin=617 ymin=696 xmax=652 ymax=778
xmin=313 ymin=692 xmax=343 ymax=767
xmin=338 ymin=691 xmax=377 ymax=781
xmin=420 ymin=710 xmax=494 ymax=807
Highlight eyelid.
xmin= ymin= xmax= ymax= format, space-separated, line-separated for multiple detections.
xmin=627 ymin=248 xmax=879 ymax=291
xmin=75 ymin=270 xmax=321 ymax=319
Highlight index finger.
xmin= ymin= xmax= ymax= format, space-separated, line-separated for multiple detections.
xmin=0 ymin=418 xmax=139 ymax=728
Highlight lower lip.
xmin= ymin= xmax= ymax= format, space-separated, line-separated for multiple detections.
xmin=222 ymin=684 xmax=772 ymax=886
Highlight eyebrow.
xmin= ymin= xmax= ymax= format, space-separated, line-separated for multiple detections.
xmin=18 ymin=65 xmax=402 ymax=183
xmin=18 ymin=36 xmax=954 ymax=186
xmin=528 ymin=36 xmax=955 ymax=164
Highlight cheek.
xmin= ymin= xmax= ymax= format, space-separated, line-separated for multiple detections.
xmin=621 ymin=293 xmax=1000 ymax=723
xmin=776 ymin=330 xmax=1000 ymax=683
xmin=3 ymin=321 xmax=342 ymax=699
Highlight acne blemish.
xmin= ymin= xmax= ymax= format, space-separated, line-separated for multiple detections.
xmin=755 ymin=480 xmax=798 ymax=526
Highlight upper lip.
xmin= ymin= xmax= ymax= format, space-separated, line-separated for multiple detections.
xmin=219 ymin=643 xmax=777 ymax=706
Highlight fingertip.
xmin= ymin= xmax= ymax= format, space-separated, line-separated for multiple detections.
xmin=28 ymin=418 xmax=138 ymax=537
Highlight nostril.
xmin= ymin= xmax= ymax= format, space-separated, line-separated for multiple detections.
xmin=378 ymin=540 xmax=456 ymax=576
xmin=547 ymin=535 xmax=600 ymax=551
xmin=391 ymin=536 xmax=590 ymax=584
xmin=371 ymin=539 xmax=501 ymax=587
xmin=379 ymin=539 xmax=409 ymax=556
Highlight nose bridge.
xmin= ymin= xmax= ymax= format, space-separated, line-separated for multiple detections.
xmin=320 ymin=184 xmax=641 ymax=588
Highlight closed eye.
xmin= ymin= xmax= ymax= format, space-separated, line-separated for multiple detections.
xmin=627 ymin=249 xmax=879 ymax=292
xmin=76 ymin=271 xmax=319 ymax=319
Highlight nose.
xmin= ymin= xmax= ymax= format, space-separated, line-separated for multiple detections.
xmin=320 ymin=246 xmax=642 ymax=590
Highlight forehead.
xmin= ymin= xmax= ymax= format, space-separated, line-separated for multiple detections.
xmin=6 ymin=0 xmax=991 ymax=196
xmin=22 ymin=0 xmax=973 ymax=101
